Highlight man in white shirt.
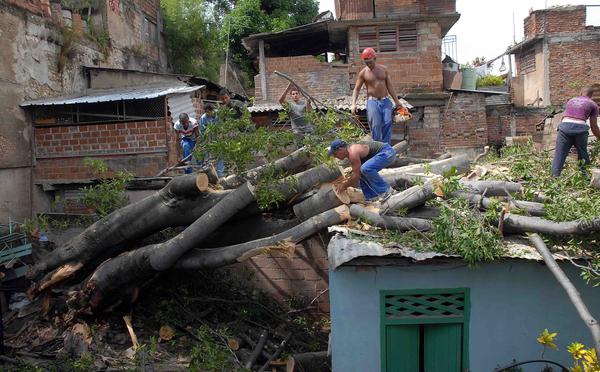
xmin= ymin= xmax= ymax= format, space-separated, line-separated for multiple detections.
xmin=173 ymin=112 xmax=199 ymax=174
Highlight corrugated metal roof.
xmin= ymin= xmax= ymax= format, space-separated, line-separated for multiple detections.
xmin=249 ymin=94 xmax=403 ymax=113
xmin=327 ymin=226 xmax=578 ymax=270
xmin=168 ymin=93 xmax=198 ymax=120
xmin=20 ymin=85 xmax=204 ymax=107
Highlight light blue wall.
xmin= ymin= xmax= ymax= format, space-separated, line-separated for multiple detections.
xmin=330 ymin=260 xmax=600 ymax=372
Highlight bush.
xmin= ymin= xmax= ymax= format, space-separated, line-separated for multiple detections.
xmin=477 ymin=75 xmax=505 ymax=88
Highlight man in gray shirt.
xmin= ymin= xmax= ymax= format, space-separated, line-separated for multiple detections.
xmin=278 ymin=82 xmax=314 ymax=142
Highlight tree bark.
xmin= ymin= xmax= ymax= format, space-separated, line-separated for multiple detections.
xmin=381 ymin=154 xmax=470 ymax=188
xmin=27 ymin=174 xmax=218 ymax=281
xmin=350 ymin=205 xmax=433 ymax=232
xmin=455 ymin=192 xmax=545 ymax=217
xmin=72 ymin=183 xmax=256 ymax=309
xmin=220 ymin=147 xmax=310 ymax=189
xmin=529 ymin=234 xmax=600 ymax=356
xmin=203 ymin=216 xmax=300 ymax=248
xmin=392 ymin=140 xmax=408 ymax=154
xmin=245 ymin=329 xmax=268 ymax=369
xmin=286 ymin=351 xmax=330 ymax=372
xmin=293 ymin=184 xmax=361 ymax=221
xmin=503 ymin=214 xmax=600 ymax=235
xmin=386 ymin=156 xmax=433 ymax=169
xmin=380 ymin=181 xmax=436 ymax=215
xmin=175 ymin=206 xmax=351 ymax=270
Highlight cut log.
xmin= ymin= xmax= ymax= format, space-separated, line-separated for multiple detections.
xmin=503 ymin=214 xmax=600 ymax=235
xmin=175 ymin=205 xmax=351 ymax=270
xmin=245 ymin=329 xmax=268 ymax=369
xmin=350 ymin=205 xmax=433 ymax=232
xmin=380 ymin=180 xmax=436 ymax=215
xmin=257 ymin=332 xmax=291 ymax=372
xmin=529 ymin=234 xmax=600 ymax=356
xmin=386 ymin=156 xmax=433 ymax=169
xmin=220 ymin=147 xmax=310 ymax=189
xmin=227 ymin=337 xmax=242 ymax=351
xmin=591 ymin=169 xmax=600 ymax=189
xmin=405 ymin=206 xmax=441 ymax=219
xmin=78 ymin=183 xmax=256 ymax=310
xmin=286 ymin=351 xmax=331 ymax=372
xmin=293 ymin=184 xmax=357 ymax=221
xmin=381 ymin=154 xmax=470 ymax=188
xmin=454 ymin=192 xmax=545 ymax=217
xmin=460 ymin=180 xmax=522 ymax=196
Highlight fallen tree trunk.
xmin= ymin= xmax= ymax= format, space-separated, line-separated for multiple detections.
xmin=203 ymin=216 xmax=300 ymax=248
xmin=529 ymin=234 xmax=600 ymax=356
xmin=381 ymin=154 xmax=470 ymax=188
xmin=220 ymin=147 xmax=310 ymax=189
xmin=292 ymin=184 xmax=362 ymax=221
xmin=386 ymin=156 xmax=433 ymax=169
xmin=175 ymin=206 xmax=351 ymax=270
xmin=73 ymin=182 xmax=256 ymax=309
xmin=503 ymin=214 xmax=600 ymax=236
xmin=27 ymin=174 xmax=217 ymax=281
xmin=350 ymin=205 xmax=433 ymax=232
xmin=392 ymin=140 xmax=408 ymax=154
xmin=455 ymin=192 xmax=545 ymax=217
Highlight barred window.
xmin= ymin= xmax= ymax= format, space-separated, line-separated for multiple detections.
xmin=358 ymin=24 xmax=417 ymax=53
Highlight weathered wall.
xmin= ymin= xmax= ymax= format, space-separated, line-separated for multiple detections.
xmin=524 ymin=5 xmax=586 ymax=39
xmin=515 ymin=43 xmax=547 ymax=106
xmin=439 ymin=92 xmax=487 ymax=153
xmin=486 ymin=106 xmax=546 ymax=146
xmin=0 ymin=168 xmax=32 ymax=221
xmin=34 ymin=119 xmax=171 ymax=180
xmin=337 ymin=0 xmax=455 ymax=20
xmin=0 ymin=1 xmax=168 ymax=220
xmin=329 ymin=241 xmax=600 ymax=371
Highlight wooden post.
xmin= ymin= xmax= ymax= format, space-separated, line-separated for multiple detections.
xmin=259 ymin=39 xmax=268 ymax=101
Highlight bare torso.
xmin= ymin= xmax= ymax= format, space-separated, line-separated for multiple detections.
xmin=360 ymin=64 xmax=389 ymax=98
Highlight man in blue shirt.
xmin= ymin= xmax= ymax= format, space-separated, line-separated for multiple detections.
xmin=199 ymin=104 xmax=225 ymax=177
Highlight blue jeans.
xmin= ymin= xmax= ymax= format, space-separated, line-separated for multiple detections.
xmin=367 ymin=97 xmax=393 ymax=144
xmin=359 ymin=144 xmax=396 ymax=199
xmin=181 ymin=138 xmax=196 ymax=174
xmin=215 ymin=159 xmax=225 ymax=178
xmin=551 ymin=122 xmax=590 ymax=177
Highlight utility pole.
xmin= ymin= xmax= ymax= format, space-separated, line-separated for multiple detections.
xmin=224 ymin=17 xmax=231 ymax=87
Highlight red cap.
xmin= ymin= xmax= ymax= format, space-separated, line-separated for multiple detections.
xmin=361 ymin=47 xmax=377 ymax=60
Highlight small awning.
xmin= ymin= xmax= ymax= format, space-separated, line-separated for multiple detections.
xmin=20 ymin=85 xmax=204 ymax=107
xmin=507 ymin=36 xmax=543 ymax=54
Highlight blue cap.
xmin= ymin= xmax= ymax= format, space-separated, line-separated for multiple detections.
xmin=328 ymin=139 xmax=347 ymax=156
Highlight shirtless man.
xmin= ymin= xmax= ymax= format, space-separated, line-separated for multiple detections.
xmin=329 ymin=139 xmax=396 ymax=201
xmin=351 ymin=47 xmax=401 ymax=144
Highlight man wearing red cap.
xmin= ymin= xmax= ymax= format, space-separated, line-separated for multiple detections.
xmin=351 ymin=47 xmax=401 ymax=144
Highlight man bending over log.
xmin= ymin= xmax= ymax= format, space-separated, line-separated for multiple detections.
xmin=329 ymin=139 xmax=396 ymax=201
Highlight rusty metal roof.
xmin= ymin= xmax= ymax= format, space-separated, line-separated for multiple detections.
xmin=20 ymin=85 xmax=204 ymax=107
xmin=327 ymin=226 xmax=578 ymax=270
xmin=248 ymin=94 xmax=372 ymax=113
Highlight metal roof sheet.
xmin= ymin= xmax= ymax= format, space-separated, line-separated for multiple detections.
xmin=20 ymin=85 xmax=204 ymax=107
xmin=327 ymin=226 xmax=579 ymax=270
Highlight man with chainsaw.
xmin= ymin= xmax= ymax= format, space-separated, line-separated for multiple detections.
xmin=350 ymin=47 xmax=402 ymax=145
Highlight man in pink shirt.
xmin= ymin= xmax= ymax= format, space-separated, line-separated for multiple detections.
xmin=551 ymin=86 xmax=599 ymax=176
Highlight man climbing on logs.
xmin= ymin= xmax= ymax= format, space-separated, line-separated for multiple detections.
xmin=329 ymin=139 xmax=396 ymax=201
xmin=219 ymin=88 xmax=247 ymax=120
xmin=173 ymin=112 xmax=200 ymax=174
xmin=551 ymin=85 xmax=600 ymax=177
xmin=350 ymin=47 xmax=402 ymax=144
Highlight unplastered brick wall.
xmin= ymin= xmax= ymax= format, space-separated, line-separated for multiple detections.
xmin=34 ymin=120 xmax=175 ymax=180
xmin=255 ymin=56 xmax=351 ymax=101
xmin=486 ymin=106 xmax=546 ymax=146
xmin=347 ymin=21 xmax=443 ymax=93
xmin=236 ymin=235 xmax=330 ymax=312
xmin=440 ymin=92 xmax=487 ymax=151
xmin=548 ymin=39 xmax=600 ymax=105
xmin=524 ymin=6 xmax=586 ymax=39
xmin=406 ymin=106 xmax=443 ymax=157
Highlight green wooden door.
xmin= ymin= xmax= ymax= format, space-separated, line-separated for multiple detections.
xmin=423 ymin=323 xmax=462 ymax=372
xmin=385 ymin=325 xmax=419 ymax=372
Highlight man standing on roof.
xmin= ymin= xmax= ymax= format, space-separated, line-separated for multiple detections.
xmin=351 ymin=47 xmax=402 ymax=145
xmin=173 ymin=112 xmax=199 ymax=174
xmin=278 ymin=82 xmax=314 ymax=143
xmin=329 ymin=139 xmax=396 ymax=201
xmin=551 ymin=86 xmax=600 ymax=177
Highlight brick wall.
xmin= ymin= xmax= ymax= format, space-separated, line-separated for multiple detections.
xmin=33 ymin=119 xmax=176 ymax=180
xmin=486 ymin=106 xmax=546 ymax=146
xmin=339 ymin=0 xmax=455 ymax=20
xmin=524 ymin=6 xmax=586 ymax=39
xmin=440 ymin=92 xmax=487 ymax=151
xmin=256 ymin=56 xmax=350 ymax=102
xmin=238 ymin=235 xmax=330 ymax=312
xmin=347 ymin=21 xmax=443 ymax=93
xmin=548 ymin=39 xmax=600 ymax=105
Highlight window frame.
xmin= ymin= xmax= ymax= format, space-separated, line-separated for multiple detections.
xmin=357 ymin=24 xmax=418 ymax=54
xmin=380 ymin=288 xmax=470 ymax=372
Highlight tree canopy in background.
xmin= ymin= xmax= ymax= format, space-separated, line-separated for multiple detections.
xmin=161 ymin=0 xmax=320 ymax=89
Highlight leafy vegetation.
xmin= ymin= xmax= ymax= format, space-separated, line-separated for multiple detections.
xmin=82 ymin=158 xmax=133 ymax=217
xmin=534 ymin=329 xmax=599 ymax=371
xmin=477 ymin=75 xmax=505 ymax=88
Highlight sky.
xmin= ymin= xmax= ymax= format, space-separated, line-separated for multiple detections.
xmin=319 ymin=0 xmax=600 ymax=68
